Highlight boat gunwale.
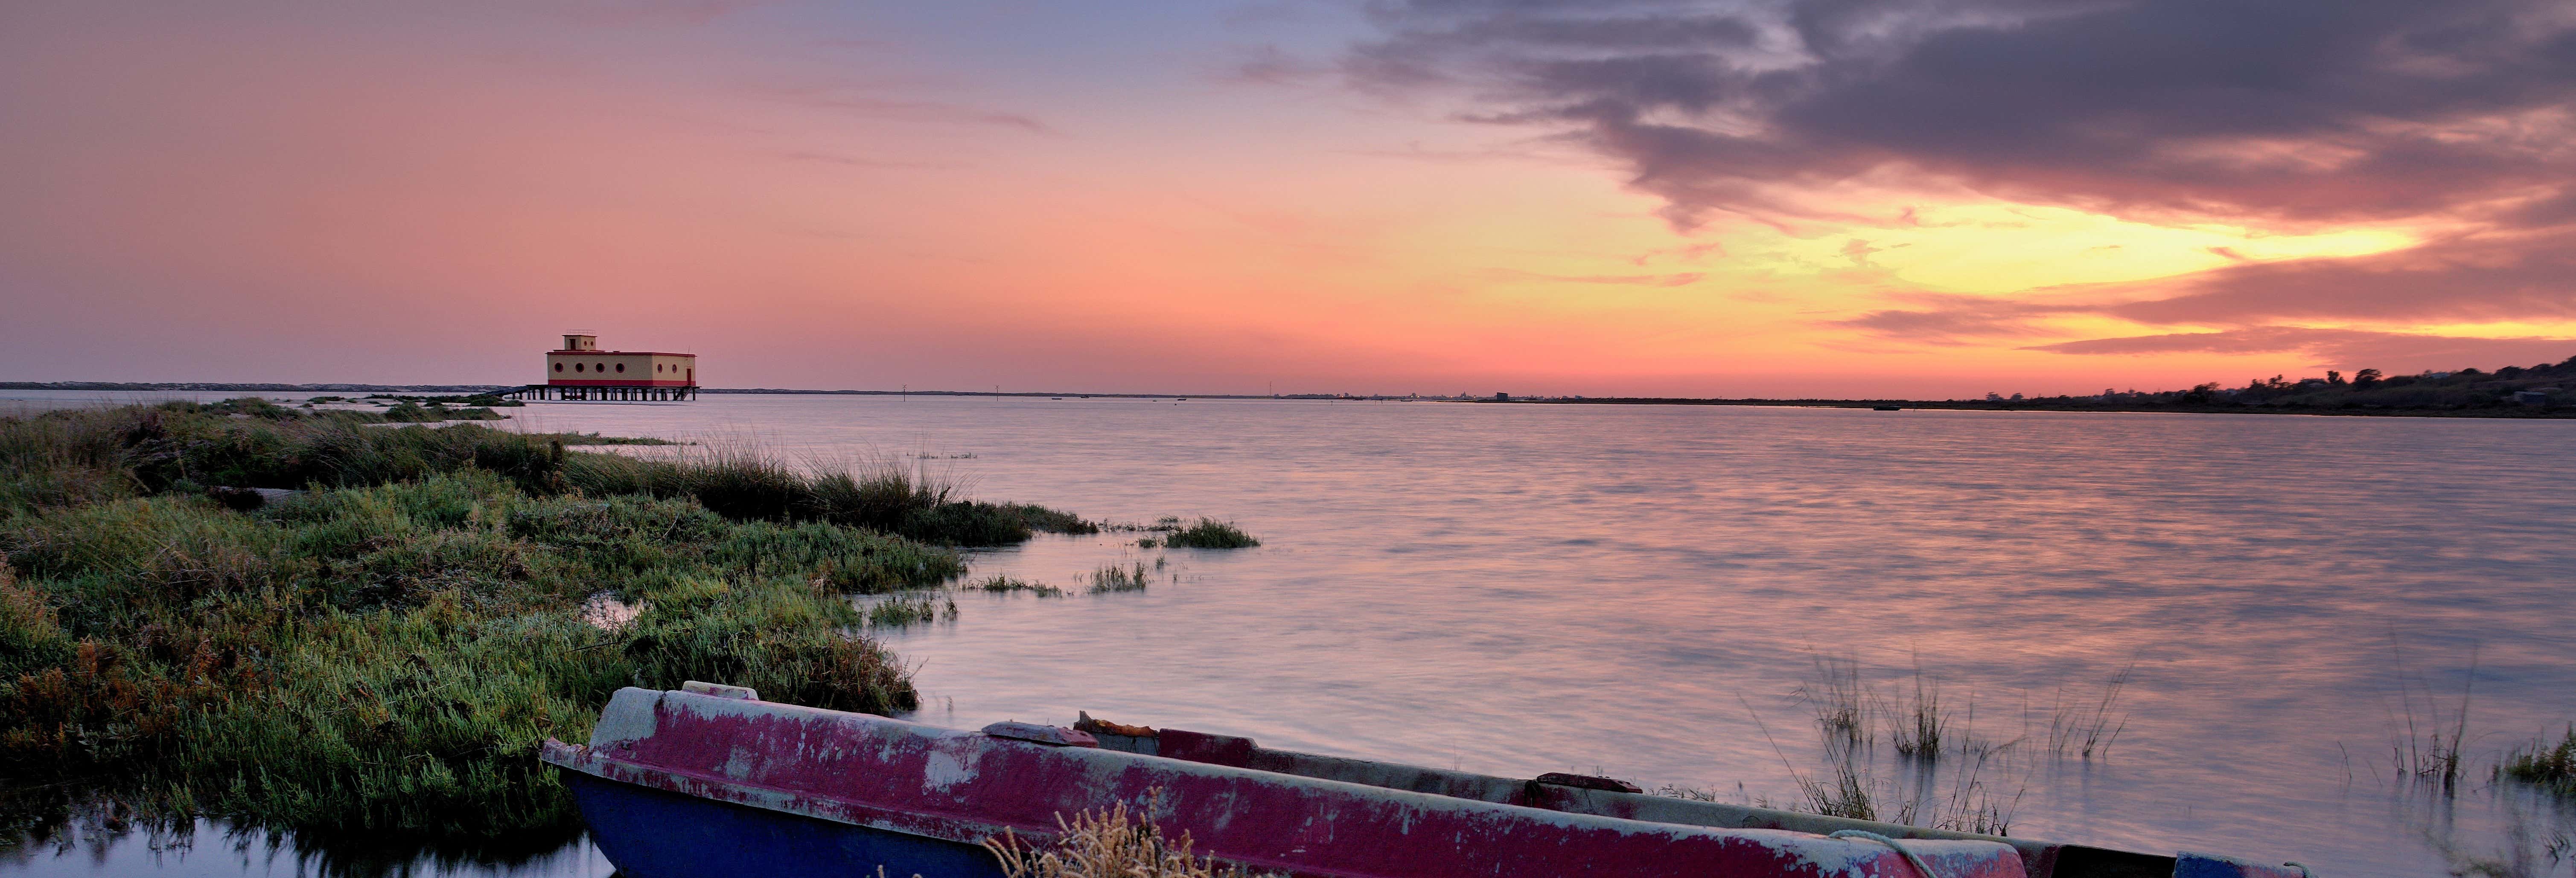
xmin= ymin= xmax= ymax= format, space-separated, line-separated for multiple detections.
xmin=540 ymin=687 xmax=2026 ymax=878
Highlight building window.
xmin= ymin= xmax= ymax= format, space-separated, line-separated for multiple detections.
xmin=574 ymin=363 xmax=584 ymax=373
xmin=615 ymin=363 xmax=626 ymax=373
xmin=554 ymin=363 xmax=564 ymax=372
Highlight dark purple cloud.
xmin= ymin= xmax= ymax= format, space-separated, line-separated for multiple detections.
xmin=1347 ymin=0 xmax=2576 ymax=230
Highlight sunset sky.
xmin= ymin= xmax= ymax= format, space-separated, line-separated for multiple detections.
xmin=5 ymin=0 xmax=2574 ymax=398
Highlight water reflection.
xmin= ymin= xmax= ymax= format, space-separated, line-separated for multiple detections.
xmin=0 ymin=793 xmax=610 ymax=878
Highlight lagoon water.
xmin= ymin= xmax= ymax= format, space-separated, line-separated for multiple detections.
xmin=6 ymin=392 xmax=2573 ymax=877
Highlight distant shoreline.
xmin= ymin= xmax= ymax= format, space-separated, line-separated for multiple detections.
xmin=7 ymin=381 xmax=2570 ymax=419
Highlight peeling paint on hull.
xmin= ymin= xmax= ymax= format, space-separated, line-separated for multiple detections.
xmin=544 ymin=687 xmax=2027 ymax=878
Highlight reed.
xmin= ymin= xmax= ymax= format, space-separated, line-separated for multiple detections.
xmin=1088 ymin=562 xmax=1153 ymax=594
xmin=1160 ymin=519 xmax=1259 ymax=549
xmin=2043 ymin=664 xmax=2133 ymax=759
xmin=1793 ymin=653 xmax=1868 ymax=747
xmin=2389 ymin=643 xmax=2478 ymax=795
xmin=863 ymin=591 xmax=958 ymax=628
xmin=1889 ymin=661 xmax=1947 ymax=762
xmin=973 ymin=576 xmax=1066 ymax=597
xmin=983 ymin=789 xmax=1268 ymax=878
xmin=2500 ymin=724 xmax=2576 ymax=797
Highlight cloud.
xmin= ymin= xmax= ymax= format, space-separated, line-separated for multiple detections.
xmin=2025 ymin=326 xmax=2576 ymax=370
xmin=2107 ymin=229 xmax=2576 ymax=326
xmin=1345 ymin=0 xmax=2576 ymax=231
xmin=1830 ymin=292 xmax=2087 ymax=343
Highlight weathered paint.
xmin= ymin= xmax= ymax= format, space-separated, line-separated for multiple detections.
xmin=545 ymin=687 xmax=2026 ymax=878
xmin=1074 ymin=713 xmax=2182 ymax=878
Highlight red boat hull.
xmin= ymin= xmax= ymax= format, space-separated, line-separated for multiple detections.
xmin=543 ymin=686 xmax=2025 ymax=878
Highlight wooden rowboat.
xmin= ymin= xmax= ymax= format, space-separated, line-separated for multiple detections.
xmin=540 ymin=683 xmax=2311 ymax=878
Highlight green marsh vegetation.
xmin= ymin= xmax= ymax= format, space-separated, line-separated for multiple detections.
xmin=1159 ymin=518 xmax=1258 ymax=549
xmin=2502 ymin=726 xmax=2576 ymax=796
xmin=972 ymin=575 xmax=1065 ymax=598
xmin=1088 ymin=561 xmax=1157 ymax=594
xmin=0 ymin=400 xmax=1092 ymax=852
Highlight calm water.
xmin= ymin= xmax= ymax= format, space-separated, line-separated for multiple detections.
xmin=7 ymin=392 xmax=2573 ymax=877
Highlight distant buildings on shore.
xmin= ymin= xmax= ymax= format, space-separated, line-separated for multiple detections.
xmin=520 ymin=334 xmax=699 ymax=401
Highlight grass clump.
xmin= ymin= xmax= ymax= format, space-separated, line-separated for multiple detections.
xmin=2501 ymin=725 xmax=2576 ymax=797
xmin=974 ymin=576 xmax=1064 ymax=597
xmin=0 ymin=400 xmax=1069 ymax=850
xmin=862 ymin=591 xmax=957 ymax=628
xmin=384 ymin=402 xmax=505 ymax=423
xmin=1160 ymin=519 xmax=1258 ymax=549
xmin=571 ymin=448 xmax=1087 ymax=547
xmin=984 ymin=790 xmax=1267 ymax=878
xmin=1088 ymin=562 xmax=1153 ymax=594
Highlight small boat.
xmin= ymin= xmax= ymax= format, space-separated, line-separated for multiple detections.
xmin=1874 ymin=405 xmax=1902 ymax=411
xmin=542 ymin=683 xmax=2311 ymax=878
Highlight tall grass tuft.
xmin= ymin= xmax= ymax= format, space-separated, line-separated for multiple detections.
xmin=2389 ymin=643 xmax=2477 ymax=795
xmin=983 ymin=790 xmax=1267 ymax=878
xmin=974 ymin=576 xmax=1065 ymax=597
xmin=1161 ymin=519 xmax=1258 ymax=549
xmin=1889 ymin=661 xmax=1947 ymax=762
xmin=1089 ymin=562 xmax=1153 ymax=594
xmin=2501 ymin=725 xmax=2576 ymax=797
xmin=1794 ymin=653 xmax=1868 ymax=747
xmin=2043 ymin=665 xmax=2133 ymax=759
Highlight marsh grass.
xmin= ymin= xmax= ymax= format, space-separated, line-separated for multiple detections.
xmin=973 ymin=576 xmax=1065 ymax=598
xmin=1741 ymin=656 xmax=2051 ymax=835
xmin=1888 ymin=661 xmax=1947 ymax=762
xmin=864 ymin=591 xmax=959 ymax=628
xmin=2390 ymin=643 xmax=2479 ymax=795
xmin=1160 ymin=519 xmax=1258 ymax=549
xmin=2502 ymin=726 xmax=2576 ymax=797
xmin=2042 ymin=665 xmax=2133 ymax=759
xmin=1088 ymin=562 xmax=1153 ymax=594
xmin=0 ymin=401 xmax=1060 ymax=848
xmin=1794 ymin=654 xmax=1868 ymax=747
xmin=983 ymin=789 xmax=1269 ymax=878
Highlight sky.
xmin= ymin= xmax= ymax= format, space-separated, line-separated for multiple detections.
xmin=4 ymin=0 xmax=2574 ymax=398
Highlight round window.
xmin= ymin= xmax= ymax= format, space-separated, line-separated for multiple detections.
xmin=574 ymin=363 xmax=584 ymax=373
xmin=615 ymin=363 xmax=626 ymax=373
xmin=595 ymin=363 xmax=605 ymax=373
xmin=554 ymin=363 xmax=564 ymax=372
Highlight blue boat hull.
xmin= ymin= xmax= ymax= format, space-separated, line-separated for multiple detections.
xmin=565 ymin=772 xmax=1005 ymax=878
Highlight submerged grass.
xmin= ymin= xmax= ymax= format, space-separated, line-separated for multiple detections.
xmin=973 ymin=575 xmax=1065 ymax=598
xmin=0 ymin=400 xmax=1101 ymax=849
xmin=2503 ymin=726 xmax=2576 ymax=797
xmin=1088 ymin=562 xmax=1153 ymax=594
xmin=1160 ymin=519 xmax=1258 ymax=549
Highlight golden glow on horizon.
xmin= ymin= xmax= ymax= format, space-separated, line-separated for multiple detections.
xmin=1753 ymin=202 xmax=2424 ymax=294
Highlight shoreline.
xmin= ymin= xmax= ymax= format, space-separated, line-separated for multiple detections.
xmin=11 ymin=382 xmax=2571 ymax=420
